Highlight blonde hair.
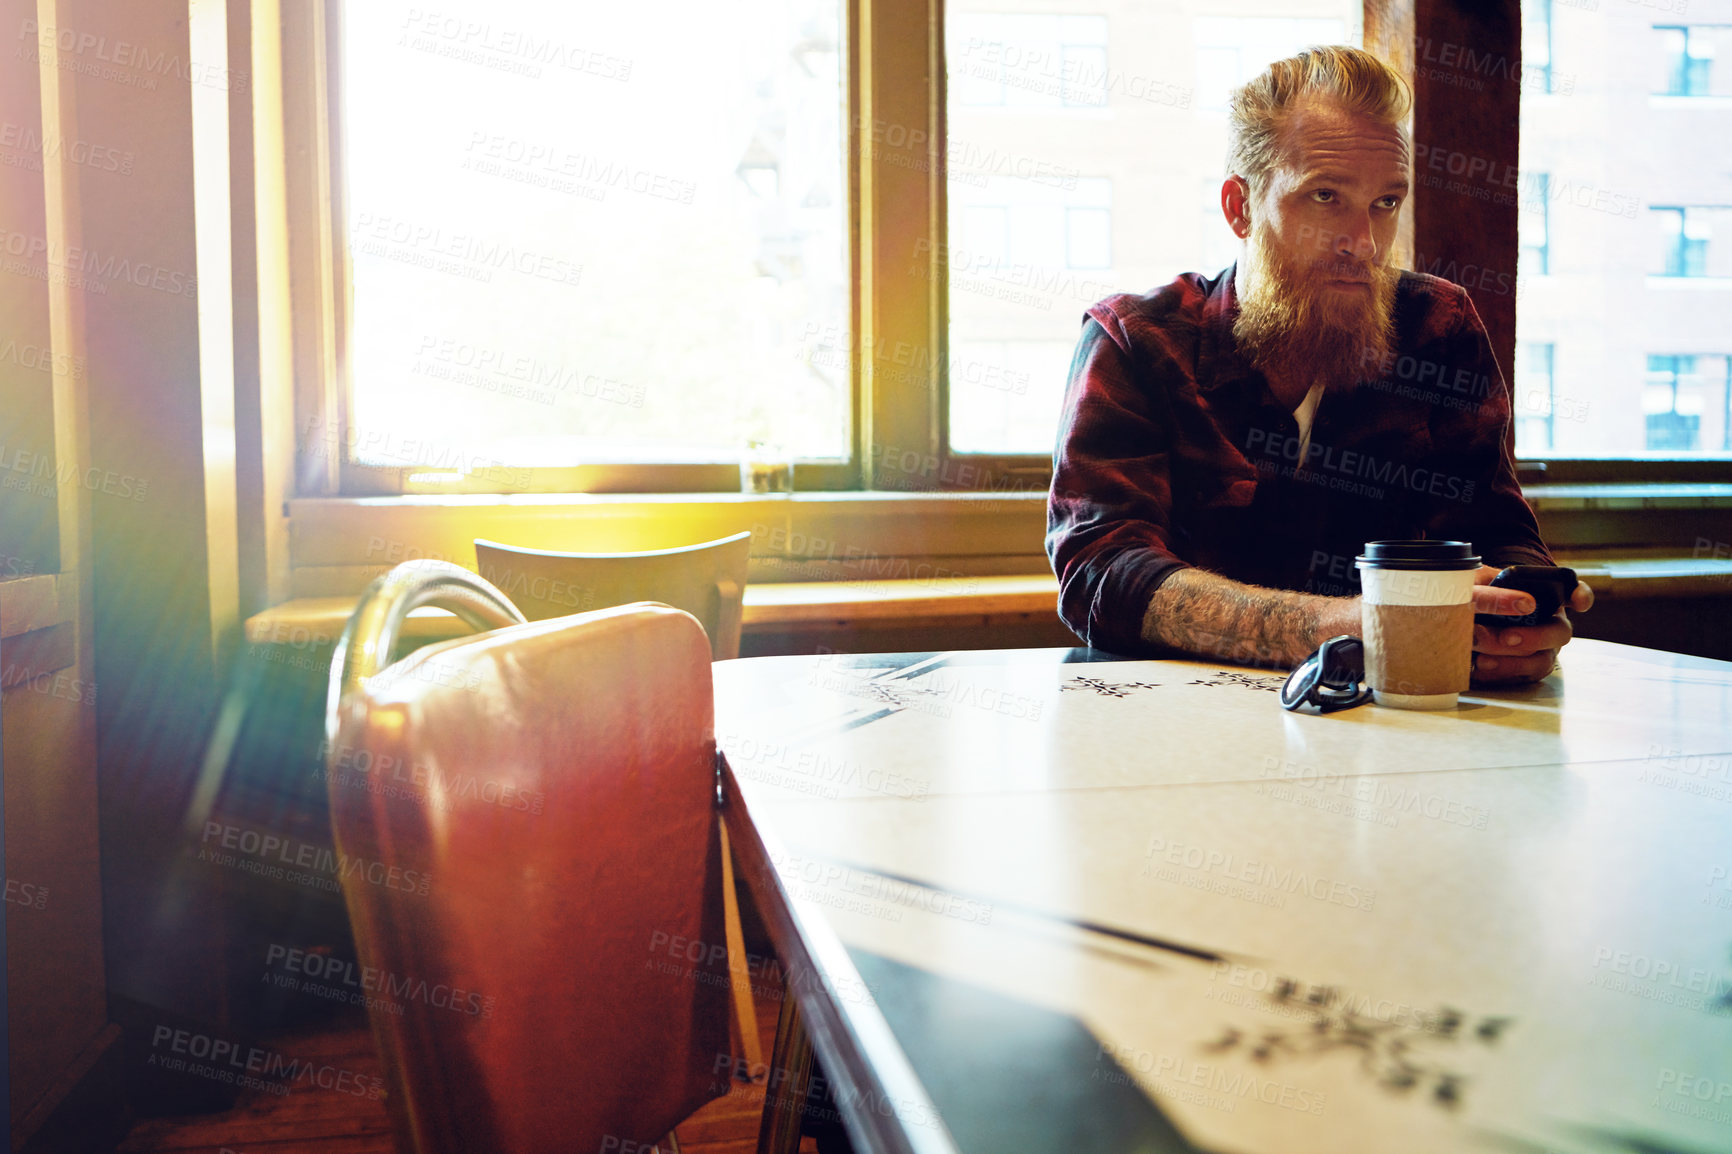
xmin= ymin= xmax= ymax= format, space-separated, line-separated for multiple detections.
xmin=1227 ymin=46 xmax=1412 ymax=204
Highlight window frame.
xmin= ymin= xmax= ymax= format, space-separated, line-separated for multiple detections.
xmin=1656 ymin=24 xmax=1716 ymax=97
xmin=283 ymin=0 xmax=1728 ymax=511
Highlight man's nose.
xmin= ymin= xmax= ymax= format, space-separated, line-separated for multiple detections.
xmin=1334 ymin=215 xmax=1378 ymax=261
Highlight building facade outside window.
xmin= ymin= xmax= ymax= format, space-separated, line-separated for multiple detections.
xmin=1517 ymin=14 xmax=1732 ymax=457
xmin=1644 ymin=354 xmax=1732 ymax=452
xmin=1520 ymin=173 xmax=1551 ymax=277
xmin=1657 ymin=26 xmax=1714 ymax=96
xmin=1515 ymin=342 xmax=1557 ymax=454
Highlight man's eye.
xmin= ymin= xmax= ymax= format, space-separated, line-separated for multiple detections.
xmin=1311 ymin=189 xmax=1335 ymax=203
xmin=1376 ymin=196 xmax=1402 ymax=210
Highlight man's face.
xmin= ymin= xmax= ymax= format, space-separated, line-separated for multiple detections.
xmin=1234 ymin=98 xmax=1410 ymax=387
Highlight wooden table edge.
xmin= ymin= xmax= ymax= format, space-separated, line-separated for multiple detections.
xmin=718 ymin=758 xmax=960 ymax=1154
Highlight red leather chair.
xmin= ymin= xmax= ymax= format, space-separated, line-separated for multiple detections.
xmin=325 ymin=561 xmax=731 ymax=1152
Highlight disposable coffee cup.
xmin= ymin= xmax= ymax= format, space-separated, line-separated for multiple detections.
xmin=1356 ymin=541 xmax=1479 ymax=710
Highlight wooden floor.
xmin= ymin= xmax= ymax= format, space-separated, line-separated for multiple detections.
xmin=118 ymin=996 xmax=810 ymax=1154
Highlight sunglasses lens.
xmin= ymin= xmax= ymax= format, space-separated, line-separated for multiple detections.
xmin=1280 ymin=652 xmax=1326 ymax=710
xmin=1280 ymin=636 xmax=1372 ymax=713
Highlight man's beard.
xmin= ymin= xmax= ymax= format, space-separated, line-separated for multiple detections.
xmin=1232 ymin=223 xmax=1398 ymax=392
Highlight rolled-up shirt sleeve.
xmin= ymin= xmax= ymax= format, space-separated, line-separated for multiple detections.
xmin=1417 ymin=287 xmax=1553 ymax=571
xmin=1045 ymin=315 xmax=1192 ymax=654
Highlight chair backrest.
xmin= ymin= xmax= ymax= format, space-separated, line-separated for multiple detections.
xmin=474 ymin=531 xmax=752 ymax=660
xmin=326 ymin=563 xmax=728 ymax=1153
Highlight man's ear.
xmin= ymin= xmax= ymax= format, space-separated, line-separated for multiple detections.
xmin=1221 ymin=176 xmax=1253 ymax=239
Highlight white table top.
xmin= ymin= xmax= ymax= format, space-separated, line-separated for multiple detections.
xmin=714 ymin=639 xmax=1732 ymax=1154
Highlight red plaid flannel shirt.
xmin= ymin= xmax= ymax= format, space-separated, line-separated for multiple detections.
xmin=1046 ymin=264 xmax=1551 ymax=654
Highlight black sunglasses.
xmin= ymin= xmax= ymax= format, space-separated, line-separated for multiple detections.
xmin=1280 ymin=635 xmax=1374 ymax=714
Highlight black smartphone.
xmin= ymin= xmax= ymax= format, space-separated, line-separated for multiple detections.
xmin=1474 ymin=564 xmax=1578 ymax=628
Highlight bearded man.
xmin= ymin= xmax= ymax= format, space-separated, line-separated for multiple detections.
xmin=1045 ymin=44 xmax=1592 ymax=682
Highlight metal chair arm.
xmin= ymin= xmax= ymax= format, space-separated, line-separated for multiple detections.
xmin=325 ymin=559 xmax=526 ymax=751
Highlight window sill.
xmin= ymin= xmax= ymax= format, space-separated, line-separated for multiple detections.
xmin=286 ymin=491 xmax=1053 ymax=598
xmin=0 ymin=573 xmax=69 ymax=641
xmin=284 ymin=482 xmax=1732 ymax=597
xmin=1524 ymin=482 xmax=1732 ymax=511
xmin=0 ymin=573 xmax=77 ymax=692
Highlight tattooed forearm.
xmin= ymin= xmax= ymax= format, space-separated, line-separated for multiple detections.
xmin=1140 ymin=568 xmax=1360 ymax=669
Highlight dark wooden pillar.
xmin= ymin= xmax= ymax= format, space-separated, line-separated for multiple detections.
xmin=1370 ymin=0 xmax=1523 ymax=388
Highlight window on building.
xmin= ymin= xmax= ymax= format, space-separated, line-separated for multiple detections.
xmin=1654 ymin=207 xmax=1711 ymax=277
xmin=1519 ymin=7 xmax=1732 ymax=460
xmin=1521 ymin=0 xmax=1553 ymax=94
xmin=1645 ymin=355 xmax=1732 ymax=452
xmin=1519 ymin=173 xmax=1550 ymax=277
xmin=1658 ymin=26 xmax=1714 ymax=96
xmin=1514 ymin=343 xmax=1556 ymax=453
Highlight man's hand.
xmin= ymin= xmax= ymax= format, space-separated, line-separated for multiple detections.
xmin=1469 ymin=565 xmax=1594 ymax=684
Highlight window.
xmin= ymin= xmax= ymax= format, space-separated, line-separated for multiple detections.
xmin=943 ymin=5 xmax=1358 ymax=460
xmin=1645 ymin=355 xmax=1732 ymax=451
xmin=307 ymin=2 xmax=1732 ymax=499
xmin=1653 ymin=207 xmax=1713 ymax=277
xmin=334 ymin=0 xmax=849 ymax=492
xmin=1521 ymin=0 xmax=1553 ymax=94
xmin=1519 ymin=173 xmax=1550 ymax=276
xmin=1657 ymin=26 xmax=1718 ymax=97
xmin=1519 ymin=8 xmax=1732 ymax=460
xmin=1515 ymin=343 xmax=1556 ymax=453
xmin=948 ymin=14 xmax=1110 ymax=109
